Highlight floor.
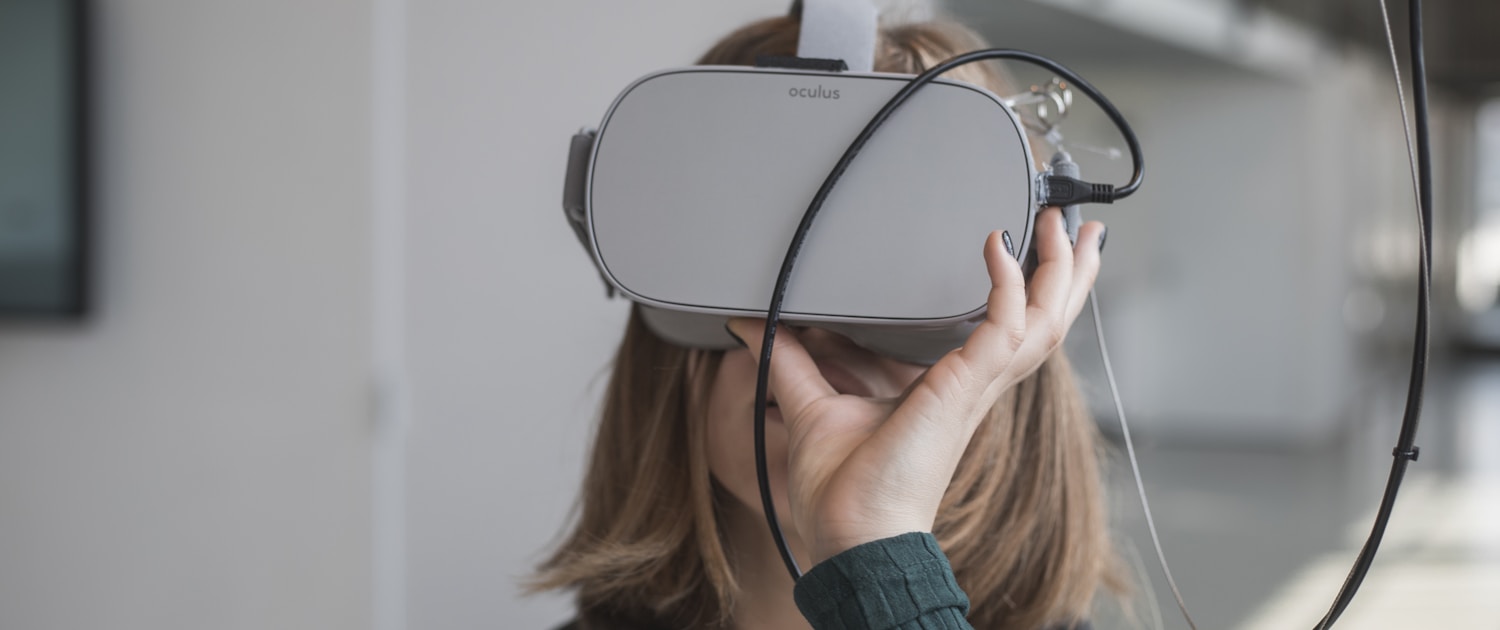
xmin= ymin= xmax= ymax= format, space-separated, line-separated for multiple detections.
xmin=1090 ymin=354 xmax=1500 ymax=630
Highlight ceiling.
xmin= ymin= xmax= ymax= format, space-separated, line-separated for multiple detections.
xmin=946 ymin=0 xmax=1500 ymax=97
xmin=1250 ymin=0 xmax=1500 ymax=94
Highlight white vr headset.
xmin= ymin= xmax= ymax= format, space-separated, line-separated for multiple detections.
xmin=562 ymin=0 xmax=1132 ymax=364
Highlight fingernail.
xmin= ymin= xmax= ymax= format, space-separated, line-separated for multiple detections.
xmin=1001 ymin=230 xmax=1015 ymax=257
xmin=724 ymin=322 xmax=746 ymax=348
xmin=1098 ymin=227 xmax=1108 ymax=253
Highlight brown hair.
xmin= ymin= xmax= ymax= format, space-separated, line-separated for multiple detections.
xmin=532 ymin=13 xmax=1126 ymax=630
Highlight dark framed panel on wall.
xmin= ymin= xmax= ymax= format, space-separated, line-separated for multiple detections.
xmin=0 ymin=0 xmax=90 ymax=317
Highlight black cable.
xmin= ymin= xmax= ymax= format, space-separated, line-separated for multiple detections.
xmin=1311 ymin=0 xmax=1431 ymax=626
xmin=753 ymin=49 xmax=1144 ymax=581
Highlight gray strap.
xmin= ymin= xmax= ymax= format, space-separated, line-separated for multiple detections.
xmin=796 ymin=0 xmax=878 ymax=73
xmin=561 ymin=129 xmax=615 ymax=298
xmin=562 ymin=129 xmax=594 ymax=247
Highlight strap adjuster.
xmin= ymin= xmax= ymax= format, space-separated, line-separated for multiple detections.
xmin=561 ymin=129 xmax=615 ymax=298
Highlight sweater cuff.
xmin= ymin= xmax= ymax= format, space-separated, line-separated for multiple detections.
xmin=793 ymin=532 xmax=970 ymax=629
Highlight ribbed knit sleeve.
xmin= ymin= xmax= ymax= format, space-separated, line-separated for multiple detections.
xmin=792 ymin=532 xmax=972 ymax=630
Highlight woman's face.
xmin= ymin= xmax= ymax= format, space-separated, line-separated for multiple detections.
xmin=702 ymin=327 xmax=929 ymax=531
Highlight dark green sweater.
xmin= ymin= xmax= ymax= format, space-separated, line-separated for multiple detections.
xmin=557 ymin=532 xmax=1090 ymax=630
xmin=793 ymin=532 xmax=971 ymax=628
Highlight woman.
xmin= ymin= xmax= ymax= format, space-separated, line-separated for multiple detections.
xmin=531 ymin=9 xmax=1124 ymax=630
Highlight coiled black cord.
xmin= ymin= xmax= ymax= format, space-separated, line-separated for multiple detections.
xmin=752 ymin=49 xmax=1144 ymax=581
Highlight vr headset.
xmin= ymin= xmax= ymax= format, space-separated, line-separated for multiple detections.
xmin=562 ymin=0 xmax=1093 ymax=364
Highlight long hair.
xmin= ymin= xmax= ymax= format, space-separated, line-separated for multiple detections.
xmin=531 ymin=13 xmax=1126 ymax=630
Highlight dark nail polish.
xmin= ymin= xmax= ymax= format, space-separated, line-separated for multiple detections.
xmin=1001 ymin=230 xmax=1015 ymax=257
xmin=1098 ymin=227 xmax=1108 ymax=253
xmin=724 ymin=322 xmax=746 ymax=348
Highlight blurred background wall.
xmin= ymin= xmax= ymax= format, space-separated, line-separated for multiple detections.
xmin=0 ymin=0 xmax=1496 ymax=629
xmin=0 ymin=1 xmax=374 ymax=628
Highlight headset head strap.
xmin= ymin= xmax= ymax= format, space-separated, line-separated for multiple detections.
xmin=792 ymin=0 xmax=878 ymax=73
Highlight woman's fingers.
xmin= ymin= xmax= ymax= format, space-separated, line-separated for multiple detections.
xmin=951 ymin=210 xmax=1106 ymax=402
xmin=1014 ymin=212 xmax=1108 ymax=368
xmin=1021 ymin=208 xmax=1076 ymax=347
xmin=1064 ymin=220 xmax=1106 ymax=322
xmin=726 ymin=212 xmax=1105 ymax=430
xmin=962 ymin=208 xmax=1073 ymax=384
xmin=952 ymin=229 xmax=1027 ymax=388
xmin=726 ymin=318 xmax=836 ymax=426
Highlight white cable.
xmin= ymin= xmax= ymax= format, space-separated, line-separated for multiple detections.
xmin=1377 ymin=0 xmax=1425 ymax=216
xmin=1089 ymin=288 xmax=1200 ymax=630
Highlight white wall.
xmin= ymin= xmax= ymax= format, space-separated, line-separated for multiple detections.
xmin=1049 ymin=53 xmax=1451 ymax=443
xmin=1057 ymin=62 xmax=1369 ymax=442
xmin=401 ymin=2 xmax=786 ymax=627
xmin=0 ymin=2 xmax=373 ymax=628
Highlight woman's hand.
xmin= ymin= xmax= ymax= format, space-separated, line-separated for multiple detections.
xmin=726 ymin=208 xmax=1105 ymax=565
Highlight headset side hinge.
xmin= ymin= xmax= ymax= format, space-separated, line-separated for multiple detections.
xmin=562 ymin=128 xmax=614 ymax=298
